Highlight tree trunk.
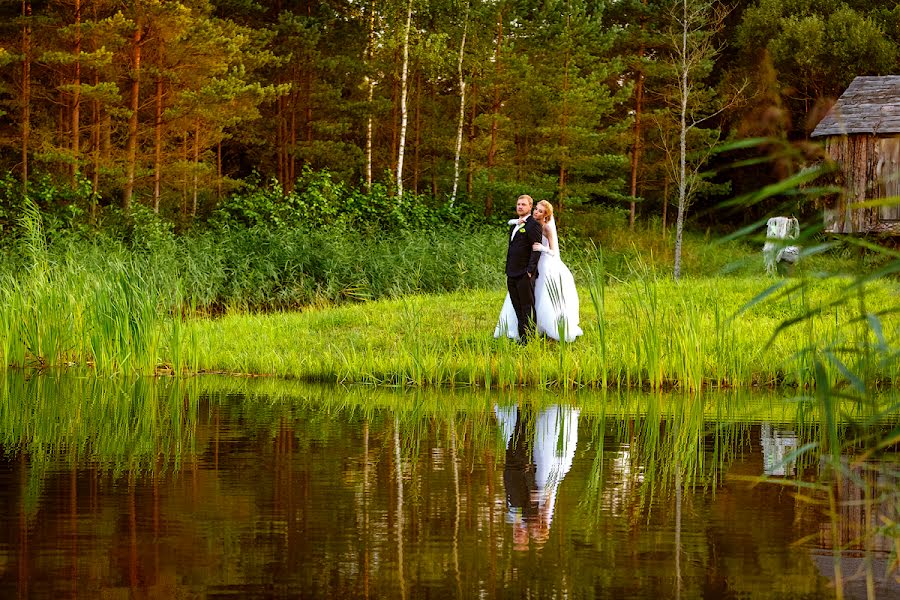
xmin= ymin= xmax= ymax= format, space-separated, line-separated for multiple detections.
xmin=662 ymin=176 xmax=669 ymax=231
xmin=276 ymin=94 xmax=285 ymax=189
xmin=89 ymin=0 xmax=100 ymax=221
xmin=71 ymin=0 xmax=82 ymax=182
xmin=217 ymin=140 xmax=222 ymax=201
xmin=486 ymin=12 xmax=503 ymax=217
xmin=629 ymin=44 xmax=645 ymax=229
xmin=467 ymin=80 xmax=477 ymax=198
xmin=91 ymin=73 xmax=100 ymax=223
xmin=289 ymin=86 xmax=297 ymax=193
xmin=181 ymin=134 xmax=188 ymax=217
xmin=304 ymin=62 xmax=312 ymax=145
xmin=192 ymin=121 xmax=200 ymax=218
xmin=673 ymin=0 xmax=689 ymax=282
xmin=102 ymin=112 xmax=111 ymax=164
xmin=59 ymin=103 xmax=67 ymax=163
xmin=395 ymin=0 xmax=413 ymax=199
xmin=558 ymin=32 xmax=570 ymax=215
xmin=123 ymin=18 xmax=143 ymax=214
xmin=390 ymin=73 xmax=398 ymax=179
xmin=430 ymin=81 xmax=437 ymax=198
xmin=365 ymin=78 xmax=375 ymax=193
xmin=153 ymin=78 xmax=163 ymax=213
xmin=450 ymin=1 xmax=469 ymax=206
xmin=21 ymin=0 xmax=31 ymax=192
xmin=412 ymin=70 xmax=421 ymax=194
xmin=364 ymin=0 xmax=376 ymax=193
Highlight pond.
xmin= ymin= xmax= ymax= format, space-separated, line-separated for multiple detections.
xmin=0 ymin=374 xmax=897 ymax=599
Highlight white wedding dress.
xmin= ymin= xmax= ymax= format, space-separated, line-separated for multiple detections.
xmin=495 ymin=404 xmax=580 ymax=535
xmin=494 ymin=216 xmax=583 ymax=342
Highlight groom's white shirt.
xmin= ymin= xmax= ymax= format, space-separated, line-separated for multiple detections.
xmin=510 ymin=215 xmax=530 ymax=241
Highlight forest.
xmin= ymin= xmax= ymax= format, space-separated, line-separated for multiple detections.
xmin=0 ymin=0 xmax=898 ymax=230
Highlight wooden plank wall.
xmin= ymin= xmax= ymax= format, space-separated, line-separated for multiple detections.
xmin=824 ymin=135 xmax=880 ymax=233
xmin=878 ymin=137 xmax=900 ymax=222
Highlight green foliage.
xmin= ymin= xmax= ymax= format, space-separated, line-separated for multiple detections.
xmin=0 ymin=171 xmax=97 ymax=243
xmin=127 ymin=204 xmax=177 ymax=253
xmin=736 ymin=0 xmax=897 ymax=100
xmin=213 ymin=167 xmax=482 ymax=232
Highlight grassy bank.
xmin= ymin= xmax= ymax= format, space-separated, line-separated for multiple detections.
xmin=183 ymin=274 xmax=898 ymax=390
xmin=2 ymin=253 xmax=897 ymax=389
xmin=1 ymin=205 xmax=897 ymax=389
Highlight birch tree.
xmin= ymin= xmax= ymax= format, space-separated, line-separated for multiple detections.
xmin=667 ymin=0 xmax=737 ymax=281
xmin=395 ymin=0 xmax=413 ymax=199
xmin=363 ymin=0 xmax=378 ymax=193
xmin=449 ymin=0 xmax=470 ymax=206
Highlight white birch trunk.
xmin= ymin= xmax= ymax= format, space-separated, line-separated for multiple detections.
xmin=673 ymin=0 xmax=689 ymax=282
xmin=396 ymin=0 xmax=413 ymax=199
xmin=366 ymin=85 xmax=375 ymax=193
xmin=669 ymin=0 xmax=736 ymax=280
xmin=364 ymin=0 xmax=376 ymax=193
xmin=450 ymin=2 xmax=470 ymax=206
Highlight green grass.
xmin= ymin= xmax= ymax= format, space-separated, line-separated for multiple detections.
xmin=1 ymin=259 xmax=896 ymax=390
xmin=184 ymin=274 xmax=898 ymax=390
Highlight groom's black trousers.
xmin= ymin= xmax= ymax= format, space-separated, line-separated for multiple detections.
xmin=507 ymin=274 xmax=536 ymax=341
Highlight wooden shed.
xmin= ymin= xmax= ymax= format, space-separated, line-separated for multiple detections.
xmin=810 ymin=76 xmax=900 ymax=235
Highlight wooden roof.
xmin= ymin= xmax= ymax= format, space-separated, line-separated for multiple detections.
xmin=811 ymin=76 xmax=900 ymax=137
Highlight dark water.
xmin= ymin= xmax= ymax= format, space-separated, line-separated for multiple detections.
xmin=0 ymin=375 xmax=897 ymax=599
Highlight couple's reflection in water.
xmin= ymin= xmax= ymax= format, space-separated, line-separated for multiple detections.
xmin=495 ymin=404 xmax=580 ymax=551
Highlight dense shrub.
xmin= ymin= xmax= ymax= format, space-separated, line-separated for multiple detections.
xmin=212 ymin=167 xmax=491 ymax=233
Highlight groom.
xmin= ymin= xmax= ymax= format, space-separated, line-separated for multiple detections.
xmin=506 ymin=194 xmax=543 ymax=342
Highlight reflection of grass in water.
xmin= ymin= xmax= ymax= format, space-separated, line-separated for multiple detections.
xmin=5 ymin=372 xmax=892 ymax=471
xmin=0 ymin=373 xmax=200 ymax=478
xmin=575 ymin=387 xmax=898 ymax=520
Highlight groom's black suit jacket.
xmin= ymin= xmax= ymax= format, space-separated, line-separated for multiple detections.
xmin=505 ymin=217 xmax=543 ymax=278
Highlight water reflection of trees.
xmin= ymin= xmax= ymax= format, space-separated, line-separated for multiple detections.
xmin=1 ymin=374 xmax=897 ymax=597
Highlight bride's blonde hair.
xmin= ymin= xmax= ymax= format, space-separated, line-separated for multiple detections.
xmin=536 ymin=200 xmax=554 ymax=224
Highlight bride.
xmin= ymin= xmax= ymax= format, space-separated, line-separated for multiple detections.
xmin=494 ymin=200 xmax=583 ymax=342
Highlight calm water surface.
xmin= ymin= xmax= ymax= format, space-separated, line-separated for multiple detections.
xmin=0 ymin=375 xmax=897 ymax=599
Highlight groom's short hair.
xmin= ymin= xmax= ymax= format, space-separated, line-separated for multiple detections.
xmin=517 ymin=194 xmax=533 ymax=207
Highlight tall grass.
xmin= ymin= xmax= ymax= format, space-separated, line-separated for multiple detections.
xmin=0 ymin=205 xmax=163 ymax=373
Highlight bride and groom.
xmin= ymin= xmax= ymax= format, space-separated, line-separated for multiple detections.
xmin=494 ymin=194 xmax=582 ymax=343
